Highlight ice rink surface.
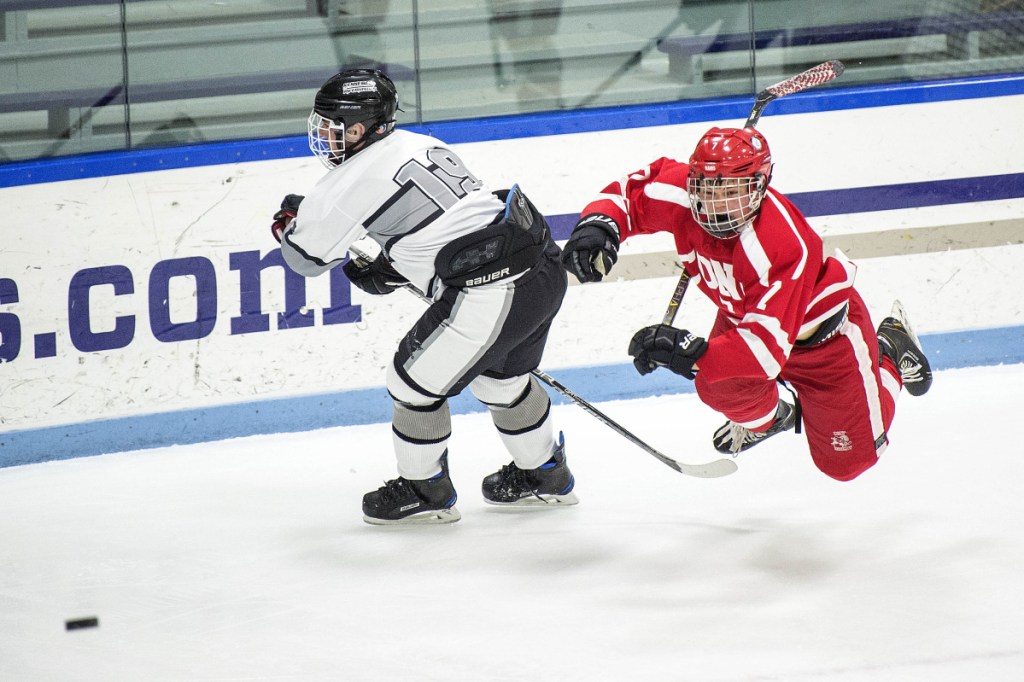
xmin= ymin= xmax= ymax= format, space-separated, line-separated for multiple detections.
xmin=2 ymin=363 xmax=1023 ymax=681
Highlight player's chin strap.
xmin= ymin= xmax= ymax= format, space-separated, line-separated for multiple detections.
xmin=346 ymin=242 xmax=737 ymax=479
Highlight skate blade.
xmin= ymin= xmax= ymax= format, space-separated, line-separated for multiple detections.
xmin=891 ymin=299 xmax=922 ymax=346
xmin=483 ymin=491 xmax=580 ymax=508
xmin=363 ymin=507 xmax=462 ymax=525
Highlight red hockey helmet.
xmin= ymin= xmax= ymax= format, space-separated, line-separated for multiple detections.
xmin=686 ymin=127 xmax=774 ymax=238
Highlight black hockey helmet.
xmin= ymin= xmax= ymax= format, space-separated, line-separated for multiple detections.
xmin=308 ymin=68 xmax=398 ymax=167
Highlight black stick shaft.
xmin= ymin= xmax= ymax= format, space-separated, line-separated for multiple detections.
xmin=346 ymin=245 xmax=737 ymax=478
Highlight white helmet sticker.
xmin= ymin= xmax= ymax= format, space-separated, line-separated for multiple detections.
xmin=342 ymin=80 xmax=376 ymax=95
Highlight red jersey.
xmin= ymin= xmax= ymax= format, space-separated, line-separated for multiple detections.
xmin=580 ymin=157 xmax=856 ymax=384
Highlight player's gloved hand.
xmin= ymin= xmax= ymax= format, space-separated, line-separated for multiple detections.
xmin=628 ymin=325 xmax=708 ymax=379
xmin=561 ymin=214 xmax=620 ymax=283
xmin=271 ymin=194 xmax=304 ymax=243
xmin=342 ymin=252 xmax=407 ymax=296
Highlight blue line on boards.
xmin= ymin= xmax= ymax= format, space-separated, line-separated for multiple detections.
xmin=2 ymin=73 xmax=1023 ymax=188
xmin=1 ymin=324 xmax=1022 ymax=468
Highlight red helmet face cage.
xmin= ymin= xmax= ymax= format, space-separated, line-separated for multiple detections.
xmin=687 ymin=127 xmax=774 ymax=238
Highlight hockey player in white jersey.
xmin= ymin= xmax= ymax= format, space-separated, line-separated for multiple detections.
xmin=270 ymin=69 xmax=576 ymax=524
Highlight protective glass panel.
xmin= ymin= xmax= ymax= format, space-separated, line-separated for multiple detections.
xmin=121 ymin=0 xmax=416 ymax=150
xmin=747 ymin=0 xmax=1024 ymax=94
xmin=2 ymin=0 xmax=1022 ymax=164
xmin=0 ymin=0 xmax=129 ymax=163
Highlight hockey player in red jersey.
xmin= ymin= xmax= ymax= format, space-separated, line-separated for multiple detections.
xmin=561 ymin=126 xmax=932 ymax=481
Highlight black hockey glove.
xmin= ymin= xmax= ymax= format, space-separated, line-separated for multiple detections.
xmin=342 ymin=252 xmax=407 ymax=296
xmin=271 ymin=194 xmax=304 ymax=243
xmin=628 ymin=325 xmax=708 ymax=379
xmin=561 ymin=214 xmax=620 ymax=283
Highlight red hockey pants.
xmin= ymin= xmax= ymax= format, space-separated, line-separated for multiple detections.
xmin=695 ymin=291 xmax=900 ymax=481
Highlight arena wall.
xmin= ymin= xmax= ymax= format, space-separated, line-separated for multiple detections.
xmin=2 ymin=77 xmax=1022 ymax=466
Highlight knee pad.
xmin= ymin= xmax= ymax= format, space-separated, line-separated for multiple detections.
xmin=469 ymin=373 xmax=531 ymax=407
xmin=386 ymin=356 xmax=439 ymax=407
xmin=473 ymin=374 xmax=550 ymax=435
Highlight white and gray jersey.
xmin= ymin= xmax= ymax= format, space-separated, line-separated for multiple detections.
xmin=281 ymin=129 xmax=505 ymax=296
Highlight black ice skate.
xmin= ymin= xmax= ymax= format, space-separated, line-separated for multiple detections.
xmin=713 ymin=400 xmax=796 ymax=455
xmin=481 ymin=433 xmax=579 ymax=506
xmin=877 ymin=300 xmax=933 ymax=397
xmin=362 ymin=454 xmax=460 ymax=525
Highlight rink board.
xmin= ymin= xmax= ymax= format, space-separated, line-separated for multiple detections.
xmin=1 ymin=75 xmax=1023 ymax=465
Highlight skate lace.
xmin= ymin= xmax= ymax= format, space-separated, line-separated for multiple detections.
xmin=377 ymin=478 xmax=412 ymax=502
xmin=725 ymin=422 xmax=752 ymax=455
xmin=499 ymin=464 xmax=544 ymax=502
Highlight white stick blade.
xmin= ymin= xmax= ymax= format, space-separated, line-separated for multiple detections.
xmin=679 ymin=458 xmax=739 ymax=478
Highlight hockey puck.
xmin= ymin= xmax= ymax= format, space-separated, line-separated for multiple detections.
xmin=65 ymin=617 xmax=99 ymax=631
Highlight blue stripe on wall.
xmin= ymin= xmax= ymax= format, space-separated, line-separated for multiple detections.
xmin=789 ymin=173 xmax=1024 ymax=217
xmin=545 ymin=172 xmax=1024 ymax=240
xmin=2 ymin=325 xmax=1021 ymax=468
xmin=3 ymin=73 xmax=1024 ymax=188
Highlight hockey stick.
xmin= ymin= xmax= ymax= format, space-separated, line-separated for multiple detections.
xmin=527 ymin=367 xmax=736 ymax=477
xmin=662 ymin=267 xmax=692 ymax=326
xmin=347 ymin=245 xmax=737 ymax=478
xmin=744 ymin=59 xmax=845 ymax=128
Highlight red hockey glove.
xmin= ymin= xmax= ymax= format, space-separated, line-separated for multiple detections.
xmin=628 ymin=325 xmax=707 ymax=379
xmin=271 ymin=194 xmax=304 ymax=243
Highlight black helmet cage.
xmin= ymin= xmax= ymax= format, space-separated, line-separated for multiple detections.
xmin=308 ymin=69 xmax=398 ymax=167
